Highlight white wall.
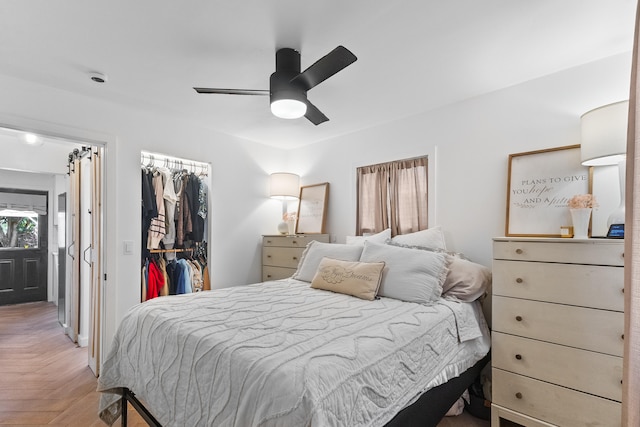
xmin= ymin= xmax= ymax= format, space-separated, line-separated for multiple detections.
xmin=0 ymin=51 xmax=630 ymax=357
xmin=0 ymin=74 xmax=285 ymax=352
xmin=288 ymin=53 xmax=632 ymax=267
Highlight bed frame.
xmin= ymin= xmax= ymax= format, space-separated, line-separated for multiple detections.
xmin=118 ymin=353 xmax=490 ymax=427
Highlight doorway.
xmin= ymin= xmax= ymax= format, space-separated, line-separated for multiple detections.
xmin=0 ymin=126 xmax=106 ymax=377
xmin=0 ymin=189 xmax=48 ymax=305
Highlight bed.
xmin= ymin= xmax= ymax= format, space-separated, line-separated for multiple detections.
xmin=98 ymin=238 xmax=491 ymax=427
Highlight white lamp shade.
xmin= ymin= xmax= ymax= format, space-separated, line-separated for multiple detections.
xmin=580 ymin=100 xmax=629 ymax=166
xmin=269 ymin=172 xmax=300 ymax=200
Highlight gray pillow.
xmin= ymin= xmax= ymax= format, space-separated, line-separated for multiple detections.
xmin=292 ymin=241 xmax=364 ymax=282
xmin=360 ymin=240 xmax=450 ymax=304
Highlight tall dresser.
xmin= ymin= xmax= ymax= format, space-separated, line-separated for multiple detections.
xmin=491 ymin=237 xmax=624 ymax=427
xmin=262 ymin=234 xmax=329 ymax=281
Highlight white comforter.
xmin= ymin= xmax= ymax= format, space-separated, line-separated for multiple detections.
xmin=98 ymin=279 xmax=490 ymax=427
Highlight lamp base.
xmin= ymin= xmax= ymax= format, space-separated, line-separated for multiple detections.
xmin=607 ymin=159 xmax=626 ymax=227
xmin=277 ymin=221 xmax=289 ymax=234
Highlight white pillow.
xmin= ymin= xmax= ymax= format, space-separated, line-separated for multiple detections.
xmin=292 ymin=241 xmax=364 ymax=282
xmin=390 ymin=226 xmax=447 ymax=250
xmin=359 ymin=241 xmax=450 ymax=304
xmin=345 ymin=228 xmax=391 ymax=246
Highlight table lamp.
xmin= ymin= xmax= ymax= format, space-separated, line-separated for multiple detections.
xmin=580 ymin=100 xmax=629 ymax=228
xmin=269 ymin=172 xmax=300 ymax=233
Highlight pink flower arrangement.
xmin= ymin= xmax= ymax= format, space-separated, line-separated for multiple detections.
xmin=283 ymin=212 xmax=297 ymax=221
xmin=568 ymin=194 xmax=598 ymax=209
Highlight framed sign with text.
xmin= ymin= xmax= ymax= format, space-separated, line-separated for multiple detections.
xmin=506 ymin=145 xmax=591 ymax=237
xmin=296 ymin=182 xmax=329 ymax=234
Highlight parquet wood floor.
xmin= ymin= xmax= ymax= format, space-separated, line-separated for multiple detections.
xmin=0 ymin=301 xmax=488 ymax=427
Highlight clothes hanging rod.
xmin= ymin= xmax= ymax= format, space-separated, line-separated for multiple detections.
xmin=141 ymin=151 xmax=209 ymax=169
xmin=148 ymin=248 xmax=195 ymax=254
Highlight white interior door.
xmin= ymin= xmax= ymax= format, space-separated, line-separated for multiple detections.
xmin=78 ymin=156 xmax=92 ymax=348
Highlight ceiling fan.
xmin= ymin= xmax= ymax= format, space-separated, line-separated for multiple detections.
xmin=194 ymin=46 xmax=357 ymax=125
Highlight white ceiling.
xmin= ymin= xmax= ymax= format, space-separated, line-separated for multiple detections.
xmin=0 ymin=0 xmax=636 ymax=149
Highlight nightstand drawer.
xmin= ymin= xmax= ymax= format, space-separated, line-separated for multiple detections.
xmin=492 ymin=369 xmax=621 ymax=427
xmin=262 ymin=247 xmax=303 ymax=269
xmin=493 ymin=260 xmax=624 ymax=311
xmin=262 ymin=235 xmax=327 ymax=248
xmin=492 ymin=332 xmax=623 ymax=401
xmin=493 ymin=239 xmax=624 ymax=266
xmin=493 ymin=296 xmax=624 ymax=356
xmin=262 ymin=266 xmax=296 ymax=281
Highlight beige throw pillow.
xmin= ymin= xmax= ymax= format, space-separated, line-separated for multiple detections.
xmin=311 ymin=257 xmax=385 ymax=300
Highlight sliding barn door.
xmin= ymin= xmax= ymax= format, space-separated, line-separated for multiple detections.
xmin=67 ymin=148 xmax=103 ymax=376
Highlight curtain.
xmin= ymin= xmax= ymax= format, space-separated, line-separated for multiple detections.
xmin=389 ymin=157 xmax=428 ymax=236
xmin=624 ymin=2 xmax=640 ymax=425
xmin=356 ymin=157 xmax=428 ymax=237
xmin=356 ymin=164 xmax=389 ymax=235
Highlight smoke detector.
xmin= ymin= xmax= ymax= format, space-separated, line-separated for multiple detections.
xmin=89 ymin=72 xmax=107 ymax=83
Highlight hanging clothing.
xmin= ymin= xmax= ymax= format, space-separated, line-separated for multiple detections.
xmin=186 ymin=174 xmax=205 ymax=242
xmin=147 ymin=171 xmax=166 ymax=249
xmin=159 ymin=167 xmax=179 ymax=250
xmin=141 ymin=169 xmax=157 ymax=260
xmin=146 ymin=258 xmax=164 ymax=300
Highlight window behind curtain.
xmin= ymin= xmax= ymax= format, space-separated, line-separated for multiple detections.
xmin=356 ymin=156 xmax=428 ymax=237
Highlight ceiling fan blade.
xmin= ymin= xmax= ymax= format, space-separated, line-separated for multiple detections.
xmin=305 ymin=99 xmax=329 ymax=125
xmin=193 ymin=87 xmax=269 ymax=96
xmin=291 ymin=46 xmax=357 ymax=91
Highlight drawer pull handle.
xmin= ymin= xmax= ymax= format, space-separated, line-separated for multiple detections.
xmin=515 ymin=248 xmax=523 ymax=254
xmin=515 ymin=392 xmax=523 ymax=399
xmin=267 ymin=255 xmax=272 ymax=258
xmin=267 ymin=275 xmax=272 ymax=278
xmin=515 ymin=316 xmax=523 ymax=322
xmin=515 ymin=354 xmax=523 ymax=360
xmin=292 ymin=256 xmax=298 ymax=260
xmin=267 ymin=240 xmax=272 ymax=244
xmin=292 ymin=241 xmax=297 ymax=244
xmin=622 ymin=334 xmax=625 ymax=340
xmin=515 ymin=278 xmax=523 ymax=284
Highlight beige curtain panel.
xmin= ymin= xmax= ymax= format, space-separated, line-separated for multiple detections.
xmin=356 ymin=164 xmax=389 ymax=235
xmin=389 ymin=157 xmax=428 ymax=236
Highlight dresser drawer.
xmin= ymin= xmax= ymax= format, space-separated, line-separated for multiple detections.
xmin=492 ymin=369 xmax=621 ymax=427
xmin=493 ymin=260 xmax=624 ymax=311
xmin=262 ymin=266 xmax=296 ymax=281
xmin=493 ymin=239 xmax=624 ymax=266
xmin=262 ymin=247 xmax=303 ymax=269
xmin=492 ymin=332 xmax=622 ymax=401
xmin=493 ymin=296 xmax=624 ymax=356
xmin=263 ymin=235 xmax=328 ymax=248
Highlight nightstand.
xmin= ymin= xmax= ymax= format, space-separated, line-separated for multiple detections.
xmin=491 ymin=237 xmax=624 ymax=427
xmin=262 ymin=234 xmax=329 ymax=281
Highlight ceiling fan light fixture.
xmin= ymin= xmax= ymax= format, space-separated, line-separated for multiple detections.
xmin=271 ymin=99 xmax=307 ymax=119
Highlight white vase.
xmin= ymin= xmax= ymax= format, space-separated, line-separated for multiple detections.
xmin=570 ymin=208 xmax=592 ymax=239
xmin=287 ymin=219 xmax=296 ymax=235
xmin=277 ymin=221 xmax=288 ymax=235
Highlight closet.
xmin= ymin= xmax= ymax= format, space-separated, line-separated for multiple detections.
xmin=141 ymin=151 xmax=211 ymax=302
